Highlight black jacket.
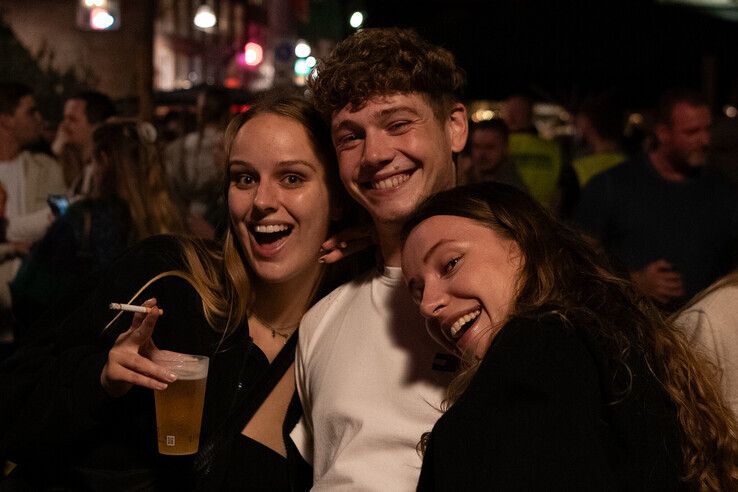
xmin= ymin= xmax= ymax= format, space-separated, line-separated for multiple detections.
xmin=418 ymin=313 xmax=684 ymax=491
xmin=0 ymin=235 xmax=310 ymax=491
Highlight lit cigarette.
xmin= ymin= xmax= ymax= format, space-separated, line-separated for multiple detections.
xmin=109 ymin=303 xmax=164 ymax=315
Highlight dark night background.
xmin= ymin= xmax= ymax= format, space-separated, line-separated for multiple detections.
xmin=363 ymin=0 xmax=738 ymax=108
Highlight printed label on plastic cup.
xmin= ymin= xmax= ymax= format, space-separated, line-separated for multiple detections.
xmin=166 ymin=435 xmax=175 ymax=446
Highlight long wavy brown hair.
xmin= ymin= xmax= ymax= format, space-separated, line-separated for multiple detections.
xmin=402 ymin=182 xmax=738 ymax=490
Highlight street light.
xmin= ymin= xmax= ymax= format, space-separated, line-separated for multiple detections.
xmin=193 ymin=4 xmax=217 ymax=30
xmin=349 ymin=11 xmax=364 ymax=29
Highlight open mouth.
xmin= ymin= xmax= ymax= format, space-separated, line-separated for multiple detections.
xmin=447 ymin=308 xmax=481 ymax=341
xmin=362 ymin=170 xmax=414 ymax=190
xmin=250 ymin=223 xmax=293 ymax=245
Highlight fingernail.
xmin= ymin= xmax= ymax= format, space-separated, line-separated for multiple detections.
xmin=166 ymin=373 xmax=177 ymax=382
xmin=338 ymin=241 xmax=348 ymax=249
xmin=156 ymin=382 xmax=168 ymax=390
xmin=318 ymin=256 xmax=326 ymax=263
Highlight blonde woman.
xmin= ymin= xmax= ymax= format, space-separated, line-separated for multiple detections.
xmin=1 ymin=94 xmax=367 ymax=490
xmin=10 ymin=119 xmax=187 ymax=332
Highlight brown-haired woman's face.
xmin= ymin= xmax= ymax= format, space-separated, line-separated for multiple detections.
xmin=227 ymin=113 xmax=332 ymax=285
xmin=402 ymin=215 xmax=523 ymax=359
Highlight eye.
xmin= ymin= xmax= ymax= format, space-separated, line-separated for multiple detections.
xmin=282 ymin=174 xmax=305 ymax=187
xmin=443 ymin=256 xmax=461 ymax=275
xmin=232 ymin=173 xmax=256 ymax=188
xmin=387 ymin=120 xmax=410 ymax=133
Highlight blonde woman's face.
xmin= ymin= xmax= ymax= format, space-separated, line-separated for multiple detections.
xmin=402 ymin=215 xmax=522 ymax=359
xmin=227 ymin=113 xmax=332 ymax=285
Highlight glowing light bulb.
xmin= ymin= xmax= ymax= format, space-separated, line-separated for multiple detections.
xmin=193 ymin=5 xmax=216 ymax=29
xmin=295 ymin=40 xmax=311 ymax=58
xmin=90 ymin=7 xmax=114 ymax=30
xmin=349 ymin=11 xmax=364 ymax=29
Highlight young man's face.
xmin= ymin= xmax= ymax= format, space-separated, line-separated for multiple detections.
xmin=331 ymin=93 xmax=467 ymax=227
xmin=4 ymin=95 xmax=43 ymax=147
xmin=60 ymin=99 xmax=94 ymax=147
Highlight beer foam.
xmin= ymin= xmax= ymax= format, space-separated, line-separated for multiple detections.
xmin=153 ymin=353 xmax=209 ymax=380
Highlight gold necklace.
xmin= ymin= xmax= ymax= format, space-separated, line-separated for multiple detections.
xmin=250 ymin=313 xmax=299 ymax=344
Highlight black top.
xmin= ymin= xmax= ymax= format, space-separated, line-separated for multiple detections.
xmin=0 ymin=235 xmax=310 ymax=491
xmin=575 ymin=155 xmax=738 ymax=308
xmin=222 ymin=435 xmax=290 ymax=490
xmin=417 ymin=313 xmax=684 ymax=491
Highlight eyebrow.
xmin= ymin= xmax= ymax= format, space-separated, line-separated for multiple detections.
xmin=422 ymin=238 xmax=454 ymax=264
xmin=228 ymin=159 xmax=319 ymax=172
xmin=332 ymin=105 xmax=420 ymax=133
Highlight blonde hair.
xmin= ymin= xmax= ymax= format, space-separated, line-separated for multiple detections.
xmin=112 ymin=94 xmax=371 ymax=342
xmin=92 ymin=120 xmax=187 ymax=240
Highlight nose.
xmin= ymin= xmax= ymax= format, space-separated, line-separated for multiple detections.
xmin=252 ymin=179 xmax=279 ymax=213
xmin=361 ymin=129 xmax=394 ymax=168
xmin=418 ymin=279 xmax=447 ymax=320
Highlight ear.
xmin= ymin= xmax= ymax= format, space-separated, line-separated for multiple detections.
xmin=446 ymin=103 xmax=468 ymax=153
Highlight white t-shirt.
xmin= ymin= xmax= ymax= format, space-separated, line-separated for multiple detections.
xmin=292 ymin=266 xmax=456 ymax=491
xmin=0 ymin=155 xmax=26 ymax=220
xmin=676 ymin=284 xmax=738 ymax=418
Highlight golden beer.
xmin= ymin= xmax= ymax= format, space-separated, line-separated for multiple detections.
xmin=153 ymin=353 xmax=209 ymax=455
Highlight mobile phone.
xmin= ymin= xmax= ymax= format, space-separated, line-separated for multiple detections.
xmin=47 ymin=195 xmax=70 ymax=217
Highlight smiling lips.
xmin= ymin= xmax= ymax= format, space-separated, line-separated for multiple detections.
xmin=365 ymin=170 xmax=413 ymax=190
xmin=249 ymin=223 xmax=293 ymax=256
xmin=447 ymin=308 xmax=481 ymax=340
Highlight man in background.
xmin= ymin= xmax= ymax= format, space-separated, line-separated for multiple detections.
xmin=576 ymin=89 xmax=738 ymax=311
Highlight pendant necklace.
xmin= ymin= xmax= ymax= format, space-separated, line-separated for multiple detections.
xmin=251 ymin=313 xmax=298 ymax=344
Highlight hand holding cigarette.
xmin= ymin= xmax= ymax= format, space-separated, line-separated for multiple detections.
xmin=110 ymin=302 xmax=164 ymax=316
xmin=101 ymin=298 xmax=175 ymax=398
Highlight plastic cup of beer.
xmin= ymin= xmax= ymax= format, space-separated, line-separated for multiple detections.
xmin=152 ymin=352 xmax=209 ymax=455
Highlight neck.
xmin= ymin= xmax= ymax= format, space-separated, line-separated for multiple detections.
xmin=375 ymin=221 xmax=403 ymax=267
xmin=251 ymin=261 xmax=323 ymax=331
xmin=649 ymin=149 xmax=688 ymax=183
xmin=0 ymin=133 xmax=20 ymax=161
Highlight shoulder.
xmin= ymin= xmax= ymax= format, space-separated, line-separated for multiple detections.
xmin=299 ymin=271 xmax=375 ymax=346
xmin=678 ymin=284 xmax=738 ymax=328
xmin=20 ymin=151 xmax=57 ymax=167
xmin=476 ymin=313 xmax=599 ymax=393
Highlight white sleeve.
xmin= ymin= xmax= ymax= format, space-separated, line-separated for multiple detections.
xmin=6 ymin=206 xmax=54 ymax=244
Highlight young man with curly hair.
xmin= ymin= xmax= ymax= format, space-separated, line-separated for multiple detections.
xmin=290 ymin=28 xmax=468 ymax=489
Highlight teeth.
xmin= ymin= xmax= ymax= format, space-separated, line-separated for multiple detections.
xmin=372 ymin=172 xmax=410 ymax=190
xmin=253 ymin=224 xmax=290 ymax=233
xmin=449 ymin=309 xmax=481 ymax=338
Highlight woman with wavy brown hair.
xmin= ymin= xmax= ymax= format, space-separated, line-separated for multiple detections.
xmin=401 ymin=183 xmax=738 ymax=490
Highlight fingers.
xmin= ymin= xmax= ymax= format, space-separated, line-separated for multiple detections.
xmin=102 ymin=352 xmax=177 ymax=397
xmin=127 ymin=298 xmax=160 ymax=346
xmin=319 ymin=236 xmax=376 ymax=264
xmin=320 ymin=226 xmax=376 ymax=263
xmin=101 ymin=298 xmax=165 ymax=397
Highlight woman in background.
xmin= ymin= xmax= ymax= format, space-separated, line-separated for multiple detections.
xmin=11 ymin=119 xmax=186 ymax=332
xmin=401 ymin=183 xmax=738 ymax=490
